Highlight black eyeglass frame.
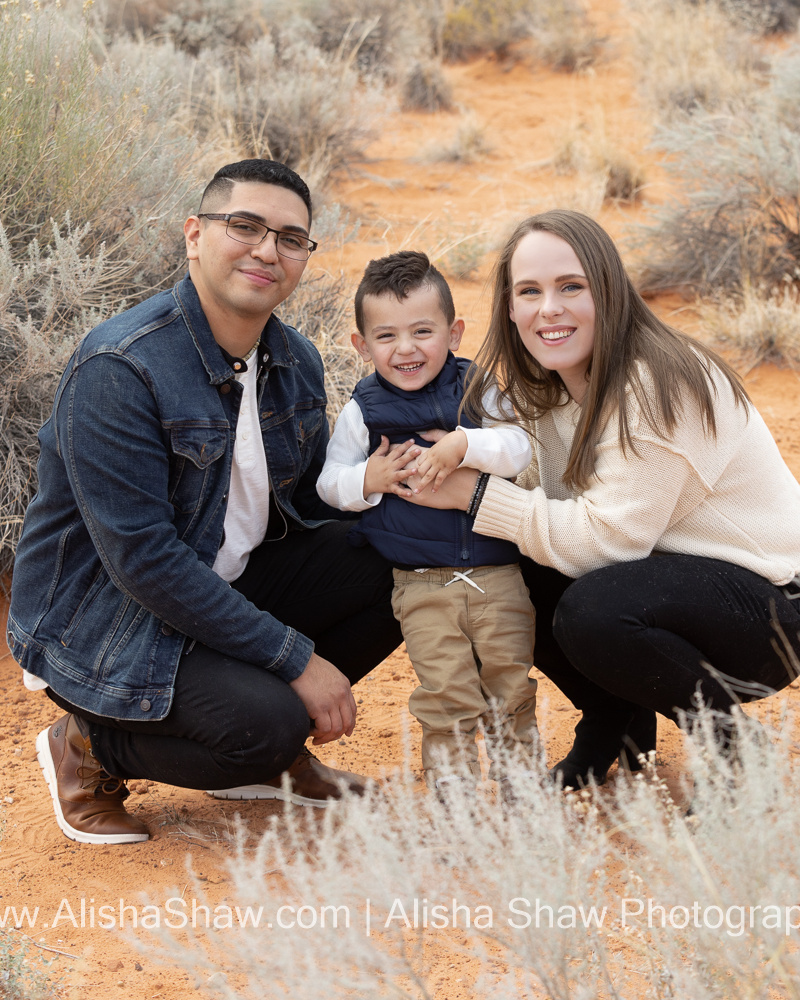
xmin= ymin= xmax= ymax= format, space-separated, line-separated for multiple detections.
xmin=197 ymin=213 xmax=318 ymax=260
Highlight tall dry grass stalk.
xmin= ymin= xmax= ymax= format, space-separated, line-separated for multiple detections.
xmin=143 ymin=710 xmax=800 ymax=998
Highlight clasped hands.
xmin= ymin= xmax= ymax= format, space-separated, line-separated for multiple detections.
xmin=362 ymin=428 xmax=468 ymax=499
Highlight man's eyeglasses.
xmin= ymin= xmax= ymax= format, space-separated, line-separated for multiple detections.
xmin=198 ymin=213 xmax=318 ymax=261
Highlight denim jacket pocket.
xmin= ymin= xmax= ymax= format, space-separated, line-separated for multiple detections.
xmin=167 ymin=422 xmax=229 ymax=515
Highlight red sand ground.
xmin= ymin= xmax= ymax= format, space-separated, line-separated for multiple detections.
xmin=2 ymin=2 xmax=799 ymax=996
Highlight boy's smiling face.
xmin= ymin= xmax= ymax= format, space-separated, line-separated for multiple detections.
xmin=351 ymin=284 xmax=464 ymax=392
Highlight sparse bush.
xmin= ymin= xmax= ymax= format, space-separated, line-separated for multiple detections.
xmin=280 ymin=271 xmax=365 ymax=427
xmin=635 ymin=92 xmax=800 ymax=295
xmin=188 ymin=27 xmax=388 ymax=193
xmin=0 ymin=2 xmax=200 ymax=575
xmin=553 ymin=119 xmax=645 ymax=203
xmin=147 ymin=712 xmax=800 ymax=998
xmin=439 ymin=234 xmax=490 ymax=280
xmin=153 ymin=0 xmax=268 ymax=55
xmin=401 ymin=61 xmax=454 ymax=112
xmin=0 ymin=2 xmax=196 ymax=263
xmin=699 ymin=284 xmax=800 ymax=369
xmin=530 ymin=0 xmax=605 ymax=72
xmin=420 ymin=113 xmax=492 ymax=163
xmin=0 ymin=928 xmax=56 ymax=999
xmin=716 ymin=0 xmax=800 ymax=33
xmin=625 ymin=0 xmax=764 ymax=119
xmin=296 ymin=0 xmax=435 ymax=80
xmin=442 ymin=0 xmax=533 ymax=61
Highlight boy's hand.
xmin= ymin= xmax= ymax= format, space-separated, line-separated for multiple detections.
xmin=414 ymin=429 xmax=468 ymax=493
xmin=363 ymin=436 xmax=420 ymax=498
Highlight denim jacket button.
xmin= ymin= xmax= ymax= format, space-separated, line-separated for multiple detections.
xmin=219 ymin=383 xmax=232 ymax=395
xmin=140 ymin=699 xmax=152 ymax=711
xmin=161 ymin=624 xmax=174 ymax=636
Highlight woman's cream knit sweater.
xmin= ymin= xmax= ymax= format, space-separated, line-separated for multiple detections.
xmin=473 ymin=368 xmax=800 ymax=584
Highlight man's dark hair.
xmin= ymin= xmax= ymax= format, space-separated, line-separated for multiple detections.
xmin=354 ymin=251 xmax=455 ymax=334
xmin=198 ymin=159 xmax=313 ymax=227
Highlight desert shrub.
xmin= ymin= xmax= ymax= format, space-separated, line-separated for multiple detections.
xmin=152 ymin=0 xmax=268 ymax=54
xmin=420 ymin=113 xmax=492 ymax=163
xmin=295 ymin=0 xmax=436 ymax=80
xmin=625 ymin=0 xmax=764 ymax=119
xmin=699 ymin=284 xmax=800 ymax=369
xmin=147 ymin=713 xmax=800 ymax=998
xmin=401 ymin=61 xmax=454 ymax=112
xmin=439 ymin=234 xmax=490 ymax=280
xmin=0 ymin=2 xmax=196 ymax=268
xmin=553 ymin=119 xmax=645 ymax=204
xmin=184 ymin=26 xmax=388 ymax=194
xmin=0 ymin=2 xmax=200 ymax=574
xmin=441 ymin=0 xmax=534 ymax=61
xmin=530 ymin=0 xmax=605 ymax=72
xmin=0 ymin=928 xmax=56 ymax=999
xmin=634 ymin=89 xmax=800 ymax=295
xmin=716 ymin=0 xmax=800 ymax=33
xmin=279 ymin=271 xmax=365 ymax=427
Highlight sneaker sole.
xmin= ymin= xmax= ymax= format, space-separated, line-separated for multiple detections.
xmin=36 ymin=728 xmax=149 ymax=844
xmin=206 ymin=785 xmax=333 ymax=807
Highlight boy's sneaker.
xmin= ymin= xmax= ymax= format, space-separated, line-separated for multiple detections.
xmin=36 ymin=714 xmax=149 ymax=844
xmin=207 ymin=748 xmax=368 ymax=807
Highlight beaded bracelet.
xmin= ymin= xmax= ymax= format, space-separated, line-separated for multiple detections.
xmin=466 ymin=472 xmax=491 ymax=518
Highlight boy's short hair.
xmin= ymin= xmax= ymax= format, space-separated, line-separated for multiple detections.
xmin=354 ymin=251 xmax=455 ymax=334
xmin=199 ymin=159 xmax=313 ymax=226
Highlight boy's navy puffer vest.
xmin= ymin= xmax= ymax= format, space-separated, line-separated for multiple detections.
xmin=348 ymin=353 xmax=521 ymax=568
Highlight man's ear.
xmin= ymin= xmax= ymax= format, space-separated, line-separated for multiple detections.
xmin=350 ymin=331 xmax=373 ymax=363
xmin=184 ymin=216 xmax=201 ymax=261
xmin=449 ymin=318 xmax=466 ymax=352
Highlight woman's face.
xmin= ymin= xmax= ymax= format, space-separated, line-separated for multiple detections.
xmin=508 ymin=230 xmax=596 ymax=403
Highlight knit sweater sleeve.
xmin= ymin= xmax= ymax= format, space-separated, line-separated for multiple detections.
xmin=472 ymin=435 xmax=700 ymax=577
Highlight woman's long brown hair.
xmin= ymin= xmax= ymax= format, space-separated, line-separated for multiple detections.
xmin=462 ymin=210 xmax=749 ymax=491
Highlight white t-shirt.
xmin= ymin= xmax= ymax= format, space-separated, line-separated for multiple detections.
xmin=212 ymin=355 xmax=271 ymax=582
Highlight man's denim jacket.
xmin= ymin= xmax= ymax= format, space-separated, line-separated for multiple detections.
xmin=7 ymin=275 xmax=335 ymax=721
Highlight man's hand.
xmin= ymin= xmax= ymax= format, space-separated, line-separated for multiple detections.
xmin=414 ymin=429 xmax=468 ymax=493
xmin=363 ymin=436 xmax=420 ymax=499
xmin=289 ymin=652 xmax=358 ymax=745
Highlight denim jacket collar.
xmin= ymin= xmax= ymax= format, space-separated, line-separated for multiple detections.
xmin=173 ymin=273 xmax=299 ymax=385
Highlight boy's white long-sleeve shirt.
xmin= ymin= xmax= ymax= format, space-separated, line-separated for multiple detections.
xmin=317 ymin=388 xmax=532 ymax=512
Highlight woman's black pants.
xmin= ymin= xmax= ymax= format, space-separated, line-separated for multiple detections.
xmin=519 ymin=554 xmax=800 ymax=763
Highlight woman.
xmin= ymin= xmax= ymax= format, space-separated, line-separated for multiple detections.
xmin=409 ymin=209 xmax=800 ymax=787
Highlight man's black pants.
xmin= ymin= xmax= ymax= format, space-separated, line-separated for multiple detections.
xmin=48 ymin=522 xmax=402 ymax=789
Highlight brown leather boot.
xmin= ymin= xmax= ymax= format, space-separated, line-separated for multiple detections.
xmin=36 ymin=714 xmax=149 ymax=844
xmin=207 ymin=747 xmax=369 ymax=807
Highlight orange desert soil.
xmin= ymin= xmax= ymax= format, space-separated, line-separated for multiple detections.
xmin=2 ymin=3 xmax=800 ymax=996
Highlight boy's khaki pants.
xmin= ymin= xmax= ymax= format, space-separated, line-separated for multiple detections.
xmin=391 ymin=564 xmax=537 ymax=786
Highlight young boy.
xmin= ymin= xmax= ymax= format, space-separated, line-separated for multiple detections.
xmin=317 ymin=251 xmax=537 ymax=792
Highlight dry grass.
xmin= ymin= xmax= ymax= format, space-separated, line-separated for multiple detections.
xmin=698 ymin=284 xmax=800 ymax=370
xmin=146 ymin=713 xmax=800 ymax=999
xmin=625 ymin=0 xmax=765 ymax=119
xmin=552 ymin=116 xmax=645 ymax=204
xmin=418 ymin=112 xmax=492 ymax=163
xmin=530 ymin=0 xmax=605 ymax=72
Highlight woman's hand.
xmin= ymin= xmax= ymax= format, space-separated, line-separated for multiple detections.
xmin=403 ymin=466 xmax=480 ymax=511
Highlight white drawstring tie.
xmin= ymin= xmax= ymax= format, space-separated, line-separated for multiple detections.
xmin=444 ymin=569 xmax=485 ymax=594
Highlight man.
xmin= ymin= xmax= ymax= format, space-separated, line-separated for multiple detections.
xmin=7 ymin=159 xmax=402 ymax=844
